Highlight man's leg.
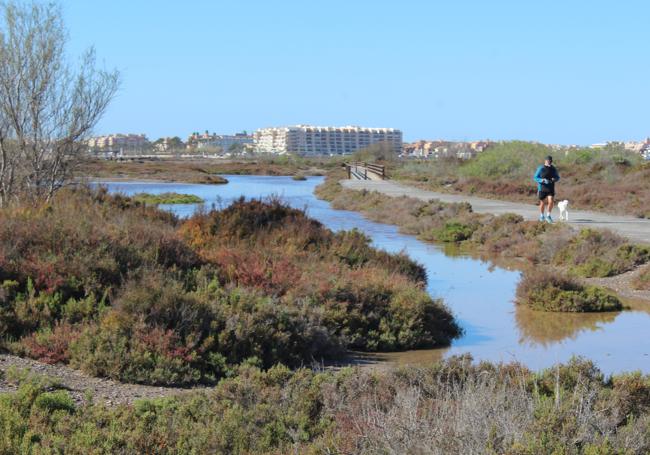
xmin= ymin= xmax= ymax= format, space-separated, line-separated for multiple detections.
xmin=546 ymin=196 xmax=554 ymax=222
xmin=547 ymin=196 xmax=554 ymax=214
xmin=539 ymin=198 xmax=546 ymax=220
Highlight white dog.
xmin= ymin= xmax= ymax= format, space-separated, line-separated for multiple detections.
xmin=558 ymin=200 xmax=569 ymax=221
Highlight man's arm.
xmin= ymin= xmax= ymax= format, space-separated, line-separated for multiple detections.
xmin=553 ymin=168 xmax=560 ymax=182
xmin=533 ymin=165 xmax=544 ymax=183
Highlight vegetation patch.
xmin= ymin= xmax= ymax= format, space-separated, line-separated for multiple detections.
xmin=553 ymin=228 xmax=650 ymax=277
xmin=0 ymin=188 xmax=460 ymax=385
xmin=432 ymin=220 xmax=478 ymax=242
xmin=2 ymin=357 xmax=650 ymax=454
xmin=132 ymin=192 xmax=205 ymax=204
xmin=516 ymin=268 xmax=622 ymax=312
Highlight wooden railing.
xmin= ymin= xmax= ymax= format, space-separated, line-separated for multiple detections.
xmin=343 ymin=162 xmax=386 ymax=180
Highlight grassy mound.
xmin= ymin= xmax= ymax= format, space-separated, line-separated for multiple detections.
xmin=132 ymin=192 xmax=205 ymax=204
xmin=516 ymin=268 xmax=622 ymax=312
xmin=0 ymin=189 xmax=460 ymax=385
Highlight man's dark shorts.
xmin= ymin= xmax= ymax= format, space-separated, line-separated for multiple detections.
xmin=538 ymin=190 xmax=555 ymax=200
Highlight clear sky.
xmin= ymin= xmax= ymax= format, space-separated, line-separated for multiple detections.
xmin=60 ymin=0 xmax=650 ymax=144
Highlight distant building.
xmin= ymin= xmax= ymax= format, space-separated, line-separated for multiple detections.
xmin=402 ymin=140 xmax=450 ymax=157
xmin=624 ymin=138 xmax=650 ymax=154
xmin=87 ymin=134 xmax=149 ymax=154
xmin=592 ymin=138 xmax=650 ymax=155
xmin=154 ymin=137 xmax=184 ymax=152
xmin=402 ymin=140 xmax=491 ymax=159
xmin=186 ymin=132 xmax=253 ymax=151
xmin=254 ymin=125 xmax=402 ymax=155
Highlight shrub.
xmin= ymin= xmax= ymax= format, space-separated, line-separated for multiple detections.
xmin=70 ymin=315 xmax=205 ymax=385
xmin=554 ymin=229 xmax=650 ymax=277
xmin=516 ymin=268 xmax=622 ymax=312
xmin=18 ymin=322 xmax=82 ymax=364
xmin=433 ymin=220 xmax=477 ymax=242
xmin=33 ymin=390 xmax=76 ymax=414
xmin=0 ymin=188 xmax=199 ymax=305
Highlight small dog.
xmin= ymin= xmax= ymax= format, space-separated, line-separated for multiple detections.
xmin=558 ymin=200 xmax=569 ymax=221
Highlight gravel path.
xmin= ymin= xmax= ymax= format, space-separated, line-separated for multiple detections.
xmin=0 ymin=354 xmax=205 ymax=406
xmin=342 ymin=179 xmax=650 ymax=245
xmin=586 ymin=267 xmax=650 ymax=303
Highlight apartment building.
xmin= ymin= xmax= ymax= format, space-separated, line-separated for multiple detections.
xmin=87 ymin=134 xmax=149 ymax=152
xmin=254 ymin=125 xmax=403 ymax=155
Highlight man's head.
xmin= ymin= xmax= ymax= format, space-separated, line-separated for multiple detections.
xmin=544 ymin=155 xmax=553 ymax=166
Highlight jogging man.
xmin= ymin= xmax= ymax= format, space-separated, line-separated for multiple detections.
xmin=533 ymin=155 xmax=560 ymax=223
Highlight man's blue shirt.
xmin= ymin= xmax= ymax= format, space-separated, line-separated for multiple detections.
xmin=533 ymin=165 xmax=560 ymax=192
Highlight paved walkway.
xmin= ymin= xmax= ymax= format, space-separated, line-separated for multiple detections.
xmin=341 ymin=179 xmax=650 ymax=245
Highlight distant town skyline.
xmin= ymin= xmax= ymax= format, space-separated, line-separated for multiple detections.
xmin=61 ymin=1 xmax=650 ymax=144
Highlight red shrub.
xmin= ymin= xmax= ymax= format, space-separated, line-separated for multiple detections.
xmin=20 ymin=322 xmax=82 ymax=364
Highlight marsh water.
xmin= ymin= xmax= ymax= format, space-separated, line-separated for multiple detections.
xmin=100 ymin=176 xmax=650 ymax=375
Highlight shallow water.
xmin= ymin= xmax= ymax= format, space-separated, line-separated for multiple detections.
xmin=99 ymin=176 xmax=650 ymax=375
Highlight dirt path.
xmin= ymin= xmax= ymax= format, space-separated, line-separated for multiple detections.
xmin=342 ymin=179 xmax=650 ymax=245
xmin=0 ymin=354 xmax=205 ymax=405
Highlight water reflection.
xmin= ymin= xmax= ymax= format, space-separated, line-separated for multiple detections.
xmin=515 ymin=306 xmax=619 ymax=347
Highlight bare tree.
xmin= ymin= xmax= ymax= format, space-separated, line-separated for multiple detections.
xmin=0 ymin=1 xmax=120 ymax=206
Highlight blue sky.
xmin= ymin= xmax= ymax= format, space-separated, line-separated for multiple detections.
xmin=61 ymin=0 xmax=650 ymax=144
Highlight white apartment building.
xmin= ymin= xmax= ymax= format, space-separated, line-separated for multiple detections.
xmin=254 ymin=125 xmax=403 ymax=155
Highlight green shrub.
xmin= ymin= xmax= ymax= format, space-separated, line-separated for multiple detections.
xmin=132 ymin=192 xmax=205 ymax=204
xmin=433 ymin=221 xmax=477 ymax=242
xmin=516 ymin=268 xmax=622 ymax=312
xmin=555 ymin=229 xmax=650 ymax=277
xmin=33 ymin=390 xmax=76 ymax=414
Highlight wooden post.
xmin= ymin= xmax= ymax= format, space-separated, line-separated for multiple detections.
xmin=347 ymin=165 xmax=351 ymax=179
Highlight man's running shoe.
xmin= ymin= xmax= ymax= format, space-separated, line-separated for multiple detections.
xmin=539 ymin=214 xmax=545 ymax=222
xmin=546 ymin=214 xmax=553 ymax=223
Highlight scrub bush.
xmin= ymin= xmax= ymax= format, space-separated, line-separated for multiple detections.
xmin=516 ymin=268 xmax=622 ymax=312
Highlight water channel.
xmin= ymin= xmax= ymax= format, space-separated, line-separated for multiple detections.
xmin=100 ymin=176 xmax=650 ymax=375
